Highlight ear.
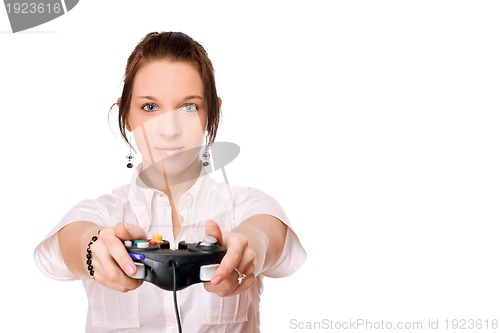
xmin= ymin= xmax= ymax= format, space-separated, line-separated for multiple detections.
xmin=117 ymin=97 xmax=121 ymax=107
xmin=217 ymin=97 xmax=222 ymax=109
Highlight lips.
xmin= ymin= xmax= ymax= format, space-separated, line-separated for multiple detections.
xmin=156 ymin=146 xmax=184 ymax=157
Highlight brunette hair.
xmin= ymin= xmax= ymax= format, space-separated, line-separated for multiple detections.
xmin=116 ymin=31 xmax=220 ymax=148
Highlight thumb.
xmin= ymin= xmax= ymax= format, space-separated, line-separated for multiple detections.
xmin=205 ymin=220 xmax=223 ymax=245
xmin=114 ymin=223 xmax=147 ymax=241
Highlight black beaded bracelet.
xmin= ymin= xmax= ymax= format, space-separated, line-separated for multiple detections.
xmin=86 ymin=229 xmax=101 ymax=278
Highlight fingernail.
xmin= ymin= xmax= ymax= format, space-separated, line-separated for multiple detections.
xmin=125 ymin=264 xmax=135 ymax=276
xmin=212 ymin=275 xmax=223 ymax=285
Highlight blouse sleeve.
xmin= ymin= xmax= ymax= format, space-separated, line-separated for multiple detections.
xmin=33 ymin=193 xmax=122 ymax=281
xmin=232 ymin=186 xmax=307 ymax=278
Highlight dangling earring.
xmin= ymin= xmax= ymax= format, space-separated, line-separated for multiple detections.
xmin=126 ymin=151 xmax=134 ymax=168
xmin=126 ymin=134 xmax=135 ymax=169
xmin=202 ymin=151 xmax=210 ymax=167
xmin=202 ymin=136 xmax=210 ymax=167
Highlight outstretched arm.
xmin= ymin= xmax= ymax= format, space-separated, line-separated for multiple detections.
xmin=58 ymin=221 xmax=147 ymax=292
xmin=204 ymin=214 xmax=287 ymax=297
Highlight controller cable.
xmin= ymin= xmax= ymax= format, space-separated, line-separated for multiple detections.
xmin=172 ymin=262 xmax=182 ymax=333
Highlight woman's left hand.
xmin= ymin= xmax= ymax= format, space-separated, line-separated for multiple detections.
xmin=203 ymin=220 xmax=256 ymax=297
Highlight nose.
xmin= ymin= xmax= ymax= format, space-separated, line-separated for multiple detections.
xmin=154 ymin=109 xmax=182 ymax=139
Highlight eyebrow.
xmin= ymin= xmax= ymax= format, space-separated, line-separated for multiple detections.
xmin=137 ymin=95 xmax=203 ymax=102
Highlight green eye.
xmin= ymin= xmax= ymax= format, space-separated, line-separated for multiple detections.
xmin=142 ymin=104 xmax=158 ymax=112
xmin=180 ymin=103 xmax=198 ymax=113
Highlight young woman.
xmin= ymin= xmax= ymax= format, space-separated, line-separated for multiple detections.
xmin=34 ymin=31 xmax=306 ymax=333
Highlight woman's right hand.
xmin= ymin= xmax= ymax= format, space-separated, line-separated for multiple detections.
xmin=89 ymin=223 xmax=147 ymax=292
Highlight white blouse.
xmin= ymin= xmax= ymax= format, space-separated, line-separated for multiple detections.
xmin=34 ymin=165 xmax=306 ymax=332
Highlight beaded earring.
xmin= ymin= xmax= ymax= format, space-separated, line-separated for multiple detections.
xmin=126 ymin=134 xmax=135 ymax=168
xmin=202 ymin=151 xmax=210 ymax=167
xmin=202 ymin=136 xmax=210 ymax=167
xmin=126 ymin=152 xmax=134 ymax=168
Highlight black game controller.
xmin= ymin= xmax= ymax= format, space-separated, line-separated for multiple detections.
xmin=124 ymin=234 xmax=227 ymax=291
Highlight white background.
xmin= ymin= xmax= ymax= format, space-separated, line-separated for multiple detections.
xmin=1 ymin=1 xmax=500 ymax=332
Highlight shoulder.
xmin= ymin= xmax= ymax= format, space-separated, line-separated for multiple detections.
xmin=223 ymin=183 xmax=289 ymax=225
xmin=83 ymin=183 xmax=130 ymax=208
xmin=111 ymin=182 xmax=132 ymax=201
xmin=230 ymin=185 xmax=279 ymax=206
xmin=201 ymin=176 xmax=275 ymax=204
xmin=61 ymin=183 xmax=131 ymax=225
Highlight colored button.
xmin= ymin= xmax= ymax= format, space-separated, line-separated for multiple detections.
xmin=124 ymin=240 xmax=132 ymax=247
xmin=129 ymin=252 xmax=145 ymax=261
xmin=152 ymin=234 xmax=163 ymax=242
xmin=137 ymin=241 xmax=149 ymax=249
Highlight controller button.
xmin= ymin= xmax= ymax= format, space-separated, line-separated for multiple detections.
xmin=124 ymin=240 xmax=132 ymax=247
xmin=129 ymin=252 xmax=145 ymax=261
xmin=160 ymin=241 xmax=170 ymax=249
xmin=137 ymin=241 xmax=149 ymax=249
xmin=178 ymin=241 xmax=188 ymax=250
xmin=199 ymin=235 xmax=217 ymax=246
xmin=200 ymin=264 xmax=219 ymax=281
xmin=149 ymin=241 xmax=157 ymax=245
xmin=152 ymin=234 xmax=163 ymax=242
xmin=132 ymin=262 xmax=146 ymax=279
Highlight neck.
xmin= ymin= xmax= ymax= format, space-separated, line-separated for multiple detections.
xmin=139 ymin=159 xmax=202 ymax=239
xmin=139 ymin=158 xmax=202 ymax=201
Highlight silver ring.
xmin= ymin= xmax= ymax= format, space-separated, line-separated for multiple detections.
xmin=234 ymin=268 xmax=247 ymax=285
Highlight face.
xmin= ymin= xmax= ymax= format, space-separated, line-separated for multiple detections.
xmin=126 ymin=60 xmax=207 ymax=187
